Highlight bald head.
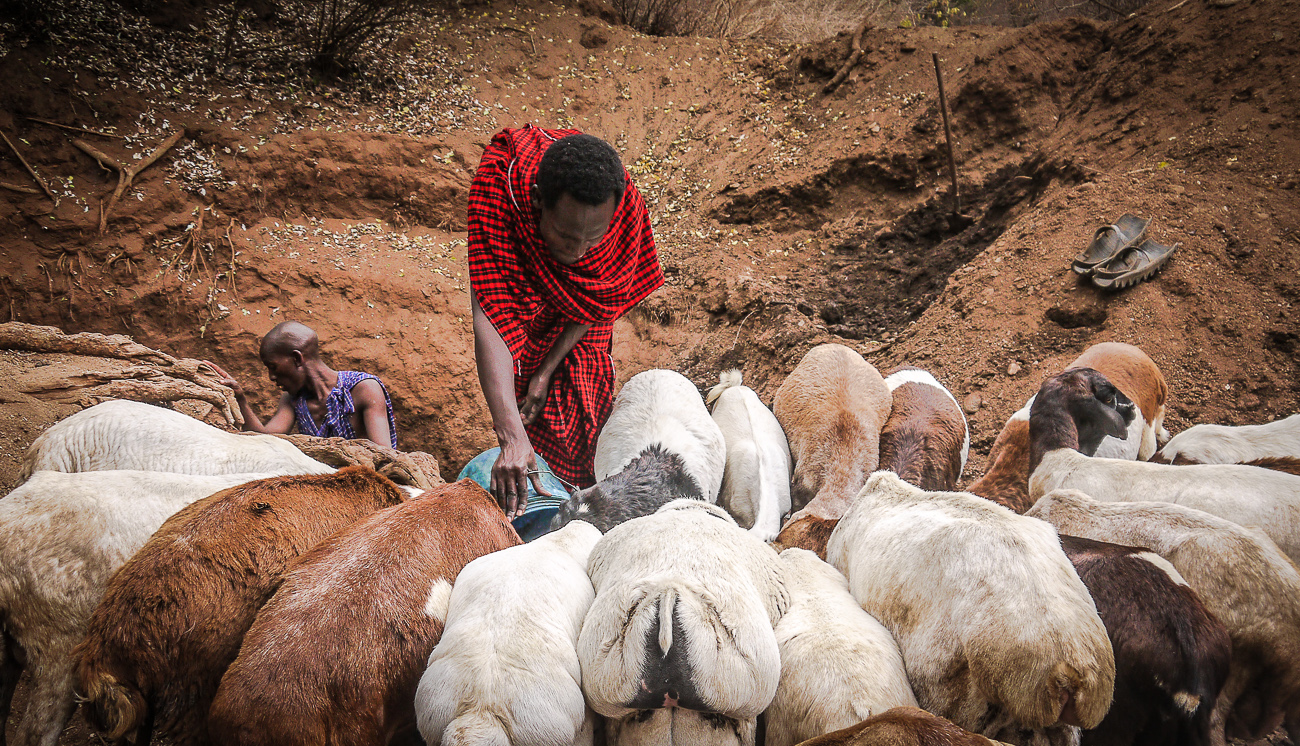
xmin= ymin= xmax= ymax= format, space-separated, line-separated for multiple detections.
xmin=260 ymin=321 xmax=320 ymax=361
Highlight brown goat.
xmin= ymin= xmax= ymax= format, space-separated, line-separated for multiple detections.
xmin=879 ymin=366 xmax=968 ymax=492
xmin=795 ymin=706 xmax=1012 ymax=746
xmin=72 ymin=467 xmax=407 ymax=746
xmin=967 ymin=342 xmax=1167 ymax=513
xmin=1060 ymin=535 xmax=1231 ymax=746
xmin=770 ymin=513 xmax=838 ymax=559
xmin=207 ymin=479 xmax=520 ymax=746
xmin=773 ymin=343 xmax=891 ymax=523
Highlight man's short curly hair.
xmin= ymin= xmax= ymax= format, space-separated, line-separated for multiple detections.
xmin=535 ymin=134 xmax=626 ymax=209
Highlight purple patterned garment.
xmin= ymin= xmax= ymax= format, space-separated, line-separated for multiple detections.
xmin=292 ymin=371 xmax=397 ymax=449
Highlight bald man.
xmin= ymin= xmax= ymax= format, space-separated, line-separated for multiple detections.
xmin=204 ymin=321 xmax=397 ymax=449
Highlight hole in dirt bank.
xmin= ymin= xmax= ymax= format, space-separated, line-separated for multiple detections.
xmin=1045 ymin=304 xmax=1107 ymax=329
xmin=711 ymin=153 xmax=924 ymax=232
xmin=802 ymin=153 xmax=1086 ymax=341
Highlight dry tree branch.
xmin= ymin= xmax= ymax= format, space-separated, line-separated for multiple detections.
xmin=27 ymin=117 xmax=123 ymax=139
xmin=823 ymin=19 xmax=872 ymax=94
xmin=0 ymin=128 xmax=58 ymax=206
xmin=71 ymin=129 xmax=185 ymax=234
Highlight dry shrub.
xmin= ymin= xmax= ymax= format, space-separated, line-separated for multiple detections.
xmin=730 ymin=0 xmax=906 ymax=40
xmin=958 ymin=0 xmax=1150 ymax=25
xmin=611 ymin=0 xmax=744 ymax=36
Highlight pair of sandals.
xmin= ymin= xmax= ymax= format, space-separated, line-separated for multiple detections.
xmin=1072 ymin=214 xmax=1178 ymax=290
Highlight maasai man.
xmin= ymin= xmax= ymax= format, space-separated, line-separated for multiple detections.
xmin=204 ymin=321 xmax=398 ymax=449
xmin=469 ymin=125 xmax=662 ymax=519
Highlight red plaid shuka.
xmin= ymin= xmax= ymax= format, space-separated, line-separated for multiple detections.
xmin=468 ymin=125 xmax=662 ymax=487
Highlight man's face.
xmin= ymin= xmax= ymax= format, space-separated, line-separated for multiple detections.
xmin=260 ymin=352 xmax=305 ymax=395
xmin=537 ymin=192 xmax=617 ymax=266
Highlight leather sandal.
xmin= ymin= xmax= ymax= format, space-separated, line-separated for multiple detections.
xmin=1092 ymin=239 xmax=1178 ymax=290
xmin=1072 ymin=214 xmax=1150 ymax=276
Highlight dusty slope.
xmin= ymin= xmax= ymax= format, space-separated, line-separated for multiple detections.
xmin=0 ymin=0 xmax=1296 ymax=492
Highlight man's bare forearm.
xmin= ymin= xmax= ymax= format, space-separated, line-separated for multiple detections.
xmin=538 ymin=321 xmax=592 ymax=380
xmin=472 ymin=291 xmax=528 ymax=442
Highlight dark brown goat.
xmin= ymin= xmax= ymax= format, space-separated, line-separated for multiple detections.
xmin=207 ymin=479 xmax=520 ymax=746
xmin=797 ymin=706 xmax=1009 ymax=746
xmin=1060 ymin=536 xmax=1231 ymax=746
xmin=72 ymin=467 xmax=407 ymax=746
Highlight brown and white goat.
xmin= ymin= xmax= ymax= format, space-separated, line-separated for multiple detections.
xmin=967 ymin=342 xmax=1168 ymax=513
xmin=773 ymin=365 xmax=965 ymax=559
xmin=772 ymin=344 xmax=891 ymax=554
xmin=1058 ymin=535 xmax=1231 ymax=746
xmin=208 ymin=479 xmax=520 ymax=746
xmin=72 ymin=467 xmax=407 ymax=746
xmin=794 ymin=706 xmax=1015 ymax=746
xmin=1029 ymin=490 xmax=1300 ymax=746
xmin=879 ymin=366 xmax=968 ymax=491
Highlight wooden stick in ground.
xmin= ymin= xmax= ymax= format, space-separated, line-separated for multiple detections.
xmin=932 ymin=52 xmax=960 ymax=216
xmin=27 ymin=117 xmax=122 ymax=138
xmin=823 ymin=20 xmax=872 ymax=95
xmin=0 ymin=181 xmax=41 ymax=195
xmin=0 ymin=128 xmax=58 ymax=205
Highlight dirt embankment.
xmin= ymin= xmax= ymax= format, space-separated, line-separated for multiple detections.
xmin=0 ymin=0 xmax=1296 ymax=484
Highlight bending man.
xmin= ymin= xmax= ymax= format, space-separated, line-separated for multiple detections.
xmin=204 ymin=320 xmax=398 ymax=449
xmin=469 ymin=125 xmax=662 ymax=518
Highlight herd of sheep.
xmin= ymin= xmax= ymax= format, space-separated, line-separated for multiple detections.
xmin=1 ymin=340 xmax=1299 ymax=746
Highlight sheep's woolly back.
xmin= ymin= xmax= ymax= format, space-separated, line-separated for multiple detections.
xmin=1161 ymin=414 xmax=1300 ymax=465
xmin=580 ymin=501 xmax=787 ymax=720
xmin=707 ymin=369 xmax=745 ymax=406
xmin=765 ymin=548 xmax=917 ymax=746
xmin=415 ymin=521 xmax=602 ymax=746
xmin=710 ymin=377 xmax=793 ymax=541
xmin=595 ymin=370 xmax=727 ymax=502
xmin=1030 ymin=448 xmax=1300 ymax=563
xmin=20 ymin=400 xmax=333 ymax=481
xmin=828 ymin=472 xmax=1114 ymax=734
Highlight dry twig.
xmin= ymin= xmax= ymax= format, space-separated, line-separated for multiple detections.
xmin=27 ymin=117 xmax=123 ymax=139
xmin=0 ymin=181 xmax=41 ymax=195
xmin=823 ymin=20 xmax=872 ymax=95
xmin=0 ymin=128 xmax=58 ymax=205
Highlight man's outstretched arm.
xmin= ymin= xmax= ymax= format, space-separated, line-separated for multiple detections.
xmin=203 ymin=361 xmax=297 ymax=434
xmin=471 ymin=290 xmax=548 ymax=518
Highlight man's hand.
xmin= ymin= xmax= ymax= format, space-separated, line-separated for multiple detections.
xmin=490 ymin=438 xmax=551 ymax=519
xmin=518 ymin=371 xmax=553 ymax=426
xmin=201 ymin=361 xmax=245 ymax=398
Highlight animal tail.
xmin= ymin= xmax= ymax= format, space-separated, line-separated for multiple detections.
xmin=443 ymin=710 xmax=510 ymax=746
xmin=705 ymin=369 xmax=744 ymax=406
xmin=76 ymin=661 xmax=147 ymax=741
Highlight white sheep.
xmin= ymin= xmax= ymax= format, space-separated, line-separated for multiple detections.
xmin=1026 ymin=368 xmax=1300 ymax=564
xmin=595 ymin=370 xmax=727 ymax=503
xmin=415 ymin=520 xmax=603 ymax=746
xmin=0 ymin=470 xmax=273 ymax=746
xmin=1027 ymin=490 xmax=1300 ymax=746
xmin=764 ymin=548 xmax=918 ymax=746
xmin=827 ymin=471 xmax=1114 ymax=746
xmin=20 ymin=399 xmax=333 ymax=481
xmin=706 ymin=369 xmax=792 ymax=542
xmin=578 ymin=500 xmax=788 ymax=745
xmin=1159 ymin=413 xmax=1300 ymax=465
